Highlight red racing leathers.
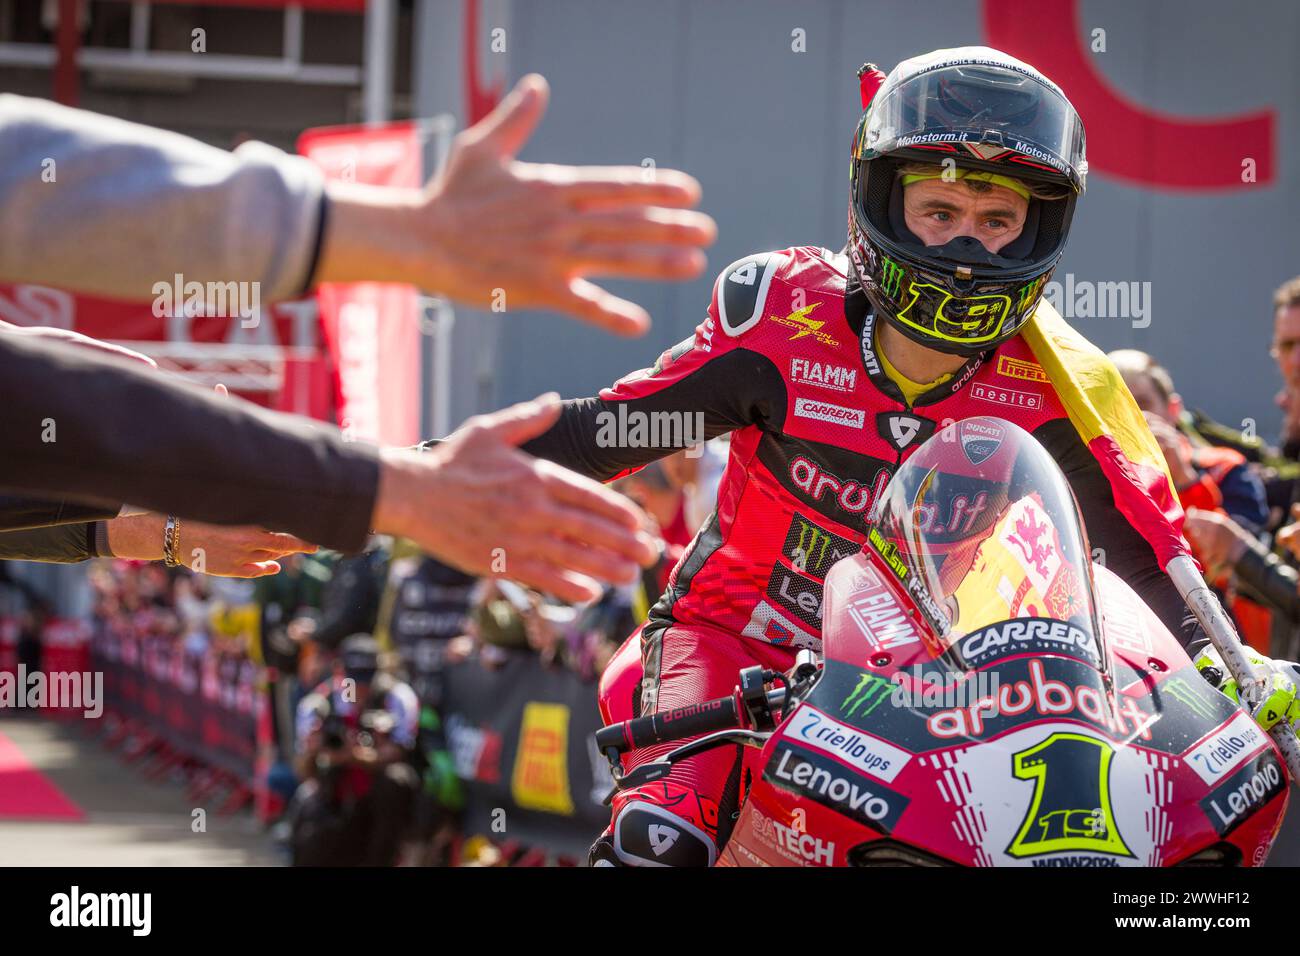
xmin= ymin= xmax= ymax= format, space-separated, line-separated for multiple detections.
xmin=519 ymin=246 xmax=1199 ymax=865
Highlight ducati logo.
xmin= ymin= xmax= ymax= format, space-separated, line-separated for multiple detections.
xmin=648 ymin=824 xmax=681 ymax=856
xmin=877 ymin=411 xmax=935 ymax=452
xmin=959 ymin=420 xmax=1005 ymax=465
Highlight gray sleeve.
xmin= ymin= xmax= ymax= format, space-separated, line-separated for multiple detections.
xmin=0 ymin=94 xmax=325 ymax=303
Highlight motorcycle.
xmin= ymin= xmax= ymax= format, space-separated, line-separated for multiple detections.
xmin=595 ymin=416 xmax=1290 ymax=866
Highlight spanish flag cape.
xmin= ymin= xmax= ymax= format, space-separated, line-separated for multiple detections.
xmin=1020 ymin=300 xmax=1193 ymax=571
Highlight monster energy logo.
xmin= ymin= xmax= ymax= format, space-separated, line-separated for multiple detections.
xmin=784 ymin=515 xmax=855 ymax=578
xmin=1164 ymin=677 xmax=1219 ymax=721
xmin=880 ymin=257 xmax=905 ymax=299
xmin=842 ymin=672 xmax=895 ymax=720
xmin=1015 ymin=277 xmax=1046 ymax=313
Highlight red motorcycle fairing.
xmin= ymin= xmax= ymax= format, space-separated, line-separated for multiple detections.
xmin=599 ymin=626 xmax=644 ymax=732
xmin=719 ymin=553 xmax=1288 ymax=867
xmin=719 ymin=417 xmax=1287 ymax=867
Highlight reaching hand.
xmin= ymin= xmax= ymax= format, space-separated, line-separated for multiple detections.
xmin=1182 ymin=507 xmax=1253 ymax=577
xmin=1142 ymin=413 xmax=1197 ymax=488
xmin=318 ymin=74 xmax=716 ymax=335
xmin=106 ymin=512 xmax=316 ymax=577
xmin=372 ymin=394 xmax=657 ymax=603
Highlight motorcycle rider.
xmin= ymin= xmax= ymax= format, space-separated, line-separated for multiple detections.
xmin=461 ymin=47 xmax=1300 ymax=865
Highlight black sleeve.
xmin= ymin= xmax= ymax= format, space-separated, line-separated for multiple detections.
xmin=1234 ymin=543 xmax=1300 ymax=626
xmin=0 ymin=522 xmax=96 ymax=563
xmin=1035 ymin=418 xmax=1205 ymax=654
xmin=0 ymin=332 xmax=379 ymax=552
xmin=0 ymin=494 xmax=118 ymax=532
xmin=519 ymin=345 xmax=784 ymax=481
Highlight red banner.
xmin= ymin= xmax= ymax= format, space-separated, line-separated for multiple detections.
xmin=298 ymin=122 xmax=425 ymax=446
xmin=0 ymin=284 xmax=332 ymax=417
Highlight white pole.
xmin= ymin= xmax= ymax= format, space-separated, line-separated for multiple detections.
xmin=1166 ymin=553 xmax=1300 ymax=781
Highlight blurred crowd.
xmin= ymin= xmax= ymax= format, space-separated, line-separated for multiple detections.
xmin=72 ymin=441 xmax=726 ymax=866
xmin=1111 ymin=275 xmax=1300 ymax=660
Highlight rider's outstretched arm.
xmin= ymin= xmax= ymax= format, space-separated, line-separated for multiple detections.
xmin=1038 ymin=417 xmax=1207 ymax=654
xmin=437 ymin=265 xmax=790 ymax=480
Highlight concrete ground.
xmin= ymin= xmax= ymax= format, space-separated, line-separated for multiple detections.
xmin=0 ymin=715 xmax=282 ymax=866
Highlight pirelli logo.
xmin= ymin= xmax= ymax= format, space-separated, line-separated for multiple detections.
xmin=996 ymin=355 xmax=1049 ymax=383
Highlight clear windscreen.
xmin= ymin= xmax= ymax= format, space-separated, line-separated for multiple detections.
xmin=866 ymin=417 xmax=1102 ymax=669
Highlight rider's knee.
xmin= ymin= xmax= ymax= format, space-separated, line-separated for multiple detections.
xmin=595 ymin=783 xmax=720 ymax=867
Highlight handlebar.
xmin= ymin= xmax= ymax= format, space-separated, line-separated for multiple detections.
xmin=595 ymin=693 xmax=744 ymax=754
xmin=596 ymin=664 xmax=796 ymax=756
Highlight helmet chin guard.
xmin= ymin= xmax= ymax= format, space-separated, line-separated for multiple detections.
xmin=848 ymin=47 xmax=1086 ymax=356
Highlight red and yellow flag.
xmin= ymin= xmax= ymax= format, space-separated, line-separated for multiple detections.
xmin=1021 ymin=301 xmax=1192 ymax=570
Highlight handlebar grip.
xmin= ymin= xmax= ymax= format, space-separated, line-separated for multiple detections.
xmin=595 ymin=695 xmax=742 ymax=754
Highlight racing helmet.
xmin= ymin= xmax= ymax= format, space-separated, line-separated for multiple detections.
xmin=848 ymin=47 xmax=1087 ymax=356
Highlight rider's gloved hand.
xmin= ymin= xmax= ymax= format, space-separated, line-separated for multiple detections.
xmin=1194 ymin=645 xmax=1300 ymax=733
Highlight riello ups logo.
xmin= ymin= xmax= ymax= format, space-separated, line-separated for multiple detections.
xmin=511 ymin=702 xmax=575 ymax=815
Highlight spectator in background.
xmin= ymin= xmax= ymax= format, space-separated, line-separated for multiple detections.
xmin=660 ymin=439 xmax=730 ymax=537
xmin=1111 ymin=349 xmax=1275 ymax=652
xmin=374 ymin=541 xmax=477 ymax=710
xmin=1111 ymin=349 xmax=1269 ymax=533
xmin=255 ymin=549 xmax=339 ymax=806
xmin=0 ymin=564 xmax=50 ymax=684
xmin=289 ymin=635 xmax=420 ymax=867
xmin=615 ymin=459 xmax=691 ymax=608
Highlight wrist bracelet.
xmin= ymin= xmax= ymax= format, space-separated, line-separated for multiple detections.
xmin=163 ymin=516 xmax=181 ymax=568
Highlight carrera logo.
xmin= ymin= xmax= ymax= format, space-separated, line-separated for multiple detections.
xmin=790 ymin=358 xmax=857 ymax=392
xmin=772 ymin=302 xmax=840 ymax=346
xmin=957 ymin=617 xmax=1100 ymax=667
xmin=996 ymin=355 xmax=1050 ymax=383
xmin=794 ymin=398 xmax=865 ymax=429
xmin=970 ymin=381 xmax=1044 ymax=410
